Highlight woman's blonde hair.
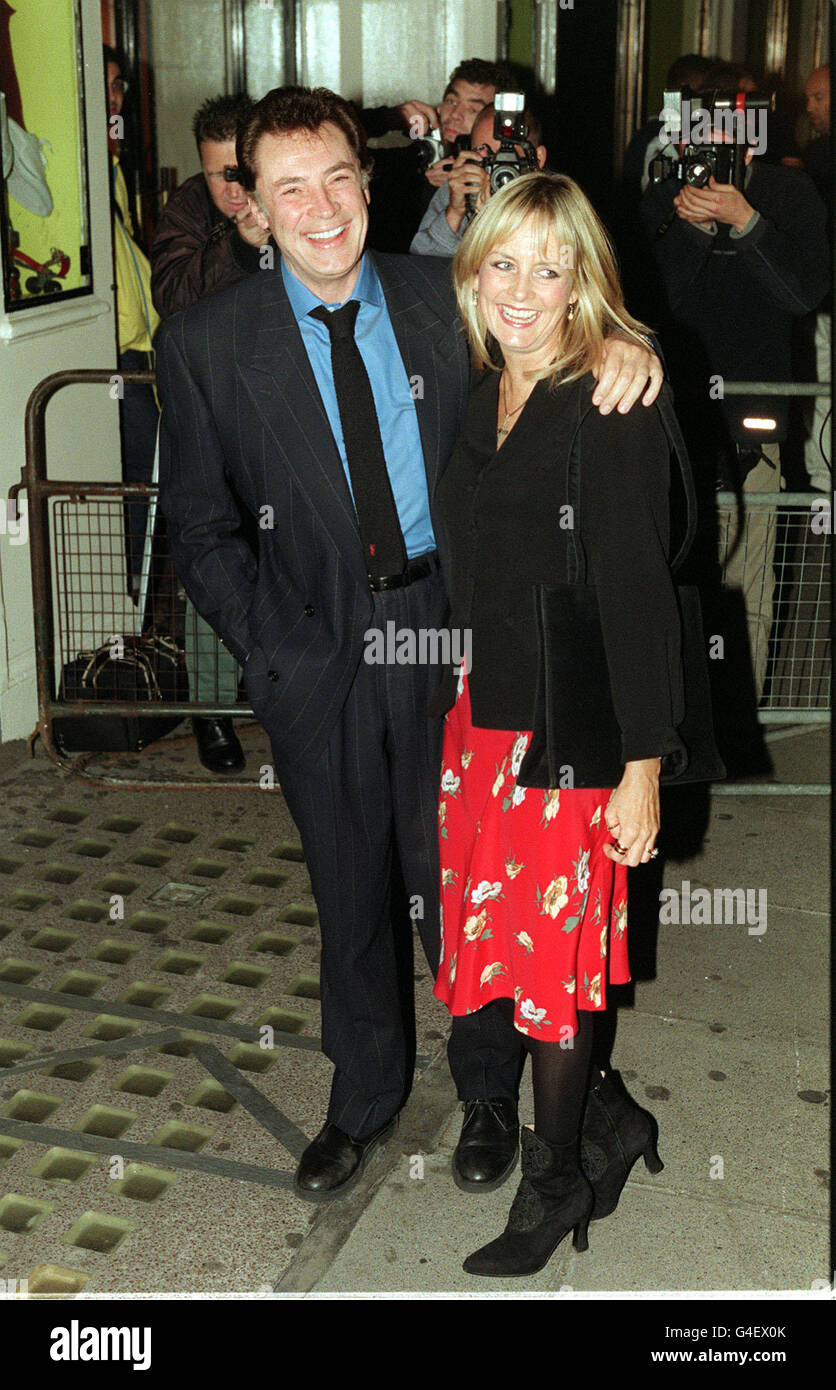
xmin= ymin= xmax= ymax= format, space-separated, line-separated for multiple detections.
xmin=452 ymin=170 xmax=652 ymax=386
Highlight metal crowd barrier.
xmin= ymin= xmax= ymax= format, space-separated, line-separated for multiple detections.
xmin=9 ymin=370 xmax=831 ymax=793
xmin=709 ymin=378 xmax=830 ymax=795
xmin=12 ymin=370 xmax=257 ymax=790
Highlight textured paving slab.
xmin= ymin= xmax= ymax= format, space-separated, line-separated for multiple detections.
xmin=0 ymin=737 xmax=449 ymax=1293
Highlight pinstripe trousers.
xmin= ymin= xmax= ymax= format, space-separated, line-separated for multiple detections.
xmin=273 ymin=567 xmax=524 ymax=1140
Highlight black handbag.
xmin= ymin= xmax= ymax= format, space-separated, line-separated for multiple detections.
xmin=53 ymin=633 xmax=188 ymax=754
xmin=516 ymin=390 xmax=725 ymax=790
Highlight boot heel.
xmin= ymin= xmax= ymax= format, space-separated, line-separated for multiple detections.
xmin=642 ymin=1135 xmax=664 ymax=1175
xmin=573 ymin=1214 xmax=590 ymax=1253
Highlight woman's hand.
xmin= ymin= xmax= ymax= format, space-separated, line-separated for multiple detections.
xmin=591 ymin=336 xmax=663 ymax=413
xmin=603 ymin=758 xmax=661 ymax=867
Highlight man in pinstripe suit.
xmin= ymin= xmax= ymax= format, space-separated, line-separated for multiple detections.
xmin=157 ymin=86 xmax=663 ymax=1201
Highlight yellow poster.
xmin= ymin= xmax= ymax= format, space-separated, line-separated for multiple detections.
xmin=1 ymin=0 xmax=91 ymax=303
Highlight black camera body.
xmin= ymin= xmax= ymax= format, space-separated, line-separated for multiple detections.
xmin=460 ymin=93 xmax=540 ymax=217
xmin=481 ymin=92 xmax=539 ymax=192
xmin=652 ymin=140 xmax=746 ymax=190
xmin=649 ymin=85 xmax=773 ymax=192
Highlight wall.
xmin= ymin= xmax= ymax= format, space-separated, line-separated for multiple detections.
xmin=0 ymin=0 xmax=121 ymax=743
xmin=150 ymin=0 xmax=500 ymax=184
xmin=508 ymin=0 xmax=534 ymax=68
xmin=148 ymin=0 xmax=228 ymax=185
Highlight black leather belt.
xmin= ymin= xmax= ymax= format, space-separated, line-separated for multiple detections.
xmin=368 ymin=550 xmax=440 ymax=592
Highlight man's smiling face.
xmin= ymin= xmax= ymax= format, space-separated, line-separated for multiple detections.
xmin=249 ymin=122 xmax=370 ymax=302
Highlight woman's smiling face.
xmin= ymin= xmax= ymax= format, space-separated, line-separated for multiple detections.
xmin=474 ymin=216 xmax=577 ymax=371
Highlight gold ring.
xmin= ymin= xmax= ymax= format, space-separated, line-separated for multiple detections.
xmin=614 ymin=842 xmax=628 ymax=853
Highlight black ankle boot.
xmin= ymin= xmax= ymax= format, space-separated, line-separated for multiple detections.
xmin=581 ymin=1068 xmax=664 ymax=1221
xmin=462 ymin=1126 xmax=594 ymax=1277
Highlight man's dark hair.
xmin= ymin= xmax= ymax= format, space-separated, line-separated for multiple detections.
xmin=237 ymin=86 xmax=371 ymax=192
xmin=192 ymin=93 xmax=254 ymax=152
xmin=702 ymin=59 xmax=762 ymax=90
xmin=444 ymin=58 xmax=515 ymax=98
xmin=665 ymin=53 xmax=714 ymax=91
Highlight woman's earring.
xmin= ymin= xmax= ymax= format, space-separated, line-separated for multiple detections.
xmin=472 ymin=289 xmax=479 ymax=306
xmin=567 ymin=301 xmax=577 ymax=321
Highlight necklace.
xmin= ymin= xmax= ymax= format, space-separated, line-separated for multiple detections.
xmin=497 ymin=375 xmax=531 ymax=438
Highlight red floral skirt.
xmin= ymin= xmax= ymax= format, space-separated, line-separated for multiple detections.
xmin=433 ymin=670 xmax=630 ymax=1039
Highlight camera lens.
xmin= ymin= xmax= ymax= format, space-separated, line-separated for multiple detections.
xmin=685 ymin=160 xmax=712 ymax=187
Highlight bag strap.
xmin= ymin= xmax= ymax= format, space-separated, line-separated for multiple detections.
xmin=565 ymin=382 xmax=698 ymax=585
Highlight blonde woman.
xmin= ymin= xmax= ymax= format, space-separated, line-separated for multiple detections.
xmin=432 ymin=172 xmax=685 ymax=1277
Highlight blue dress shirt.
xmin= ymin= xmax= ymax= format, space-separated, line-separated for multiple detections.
xmin=281 ymin=255 xmax=436 ymax=560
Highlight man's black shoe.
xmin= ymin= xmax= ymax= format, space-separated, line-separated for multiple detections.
xmin=453 ymin=1098 xmax=519 ymax=1193
xmin=294 ymin=1118 xmax=397 ymax=1202
xmin=192 ymin=716 xmax=245 ymax=774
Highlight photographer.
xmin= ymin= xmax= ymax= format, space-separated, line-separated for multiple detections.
xmin=640 ymin=103 xmax=828 ymax=700
xmin=104 ymin=45 xmax=159 ymax=601
xmin=410 ymin=100 xmax=546 ymax=256
xmin=150 ymin=94 xmax=270 ymax=319
xmin=366 ymin=58 xmax=513 ymax=252
xmin=799 ymin=64 xmax=831 ymax=494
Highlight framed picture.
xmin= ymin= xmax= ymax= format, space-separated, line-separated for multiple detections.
xmin=0 ymin=0 xmax=93 ymax=311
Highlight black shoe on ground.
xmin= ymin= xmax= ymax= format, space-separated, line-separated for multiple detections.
xmin=294 ymin=1117 xmax=397 ymax=1202
xmin=192 ymin=716 xmax=245 ymax=774
xmin=462 ymin=1127 xmax=593 ymax=1277
xmin=453 ymin=1098 xmax=519 ymax=1193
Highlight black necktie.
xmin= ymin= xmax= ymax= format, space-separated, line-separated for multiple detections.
xmin=310 ymin=301 xmax=407 ymax=581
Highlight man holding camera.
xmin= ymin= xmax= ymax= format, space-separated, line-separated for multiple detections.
xmin=641 ymin=105 xmax=828 ymax=702
xmin=366 ymin=59 xmax=512 ymax=252
xmin=151 ymin=94 xmax=271 ymax=318
xmin=410 ymin=99 xmax=547 ymax=256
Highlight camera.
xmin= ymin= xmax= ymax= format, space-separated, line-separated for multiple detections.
xmin=481 ymin=92 xmax=539 ymax=193
xmin=416 ymin=127 xmax=448 ymax=170
xmin=649 ymin=86 xmax=774 ymax=191
xmin=460 ymin=92 xmax=540 ymax=217
xmin=655 ymin=140 xmax=746 ymax=190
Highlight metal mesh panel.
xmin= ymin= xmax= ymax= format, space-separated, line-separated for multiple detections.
xmin=51 ymin=494 xmax=248 ymax=711
xmin=716 ymin=493 xmax=830 ymax=715
xmin=48 ymin=490 xmax=830 ymax=718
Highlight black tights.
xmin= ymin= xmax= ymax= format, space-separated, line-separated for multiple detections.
xmin=500 ymin=1001 xmax=597 ymax=1147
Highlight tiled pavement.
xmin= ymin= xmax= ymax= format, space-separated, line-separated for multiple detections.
xmin=0 ymin=722 xmax=450 ymax=1295
xmin=0 ymin=724 xmax=829 ymax=1297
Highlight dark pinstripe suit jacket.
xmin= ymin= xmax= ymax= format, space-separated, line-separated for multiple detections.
xmin=157 ymin=251 xmax=469 ymax=768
